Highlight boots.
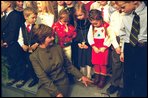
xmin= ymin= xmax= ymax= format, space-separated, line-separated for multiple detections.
xmin=93 ymin=74 xmax=100 ymax=85
xmin=97 ymin=75 xmax=106 ymax=88
xmin=86 ymin=66 xmax=92 ymax=79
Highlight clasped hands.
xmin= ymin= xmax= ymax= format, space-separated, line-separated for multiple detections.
xmin=78 ymin=42 xmax=88 ymax=49
xmin=92 ymin=46 xmax=106 ymax=53
xmin=22 ymin=43 xmax=38 ymax=53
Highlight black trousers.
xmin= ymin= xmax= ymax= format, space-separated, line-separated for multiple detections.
xmin=24 ymin=52 xmax=38 ymax=81
xmin=3 ymin=42 xmax=28 ymax=81
xmin=123 ymin=43 xmax=147 ymax=97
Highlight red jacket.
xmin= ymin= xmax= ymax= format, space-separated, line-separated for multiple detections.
xmin=52 ymin=21 xmax=77 ymax=48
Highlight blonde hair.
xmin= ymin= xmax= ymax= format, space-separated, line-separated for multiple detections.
xmin=74 ymin=3 xmax=88 ymax=27
xmin=37 ymin=1 xmax=54 ymax=15
xmin=23 ymin=7 xmax=37 ymax=18
xmin=74 ymin=3 xmax=87 ymax=18
xmin=24 ymin=1 xmax=37 ymax=9
xmin=3 ymin=1 xmax=15 ymax=9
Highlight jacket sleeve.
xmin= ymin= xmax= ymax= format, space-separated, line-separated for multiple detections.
xmin=29 ymin=53 xmax=60 ymax=97
xmin=87 ymin=25 xmax=95 ymax=46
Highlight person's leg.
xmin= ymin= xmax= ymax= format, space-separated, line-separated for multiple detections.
xmin=86 ymin=65 xmax=92 ymax=79
xmin=122 ymin=43 xmax=135 ymax=97
xmin=93 ymin=64 xmax=101 ymax=85
xmin=107 ymin=49 xmax=123 ymax=94
xmin=98 ymin=65 xmax=107 ymax=88
xmin=133 ymin=45 xmax=147 ymax=97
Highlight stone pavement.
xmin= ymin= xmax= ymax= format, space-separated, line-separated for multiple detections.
xmin=2 ymin=77 xmax=117 ymax=97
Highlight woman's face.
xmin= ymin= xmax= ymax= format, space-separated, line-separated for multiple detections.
xmin=44 ymin=36 xmax=55 ymax=46
xmin=37 ymin=1 xmax=46 ymax=12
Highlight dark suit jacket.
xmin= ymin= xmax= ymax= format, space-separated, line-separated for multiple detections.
xmin=1 ymin=10 xmax=27 ymax=80
xmin=1 ymin=10 xmax=21 ymax=45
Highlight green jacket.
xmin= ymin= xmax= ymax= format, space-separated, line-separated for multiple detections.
xmin=30 ymin=44 xmax=83 ymax=97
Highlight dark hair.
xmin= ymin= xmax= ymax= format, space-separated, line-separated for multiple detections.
xmin=32 ymin=24 xmax=53 ymax=44
xmin=88 ymin=9 xmax=103 ymax=21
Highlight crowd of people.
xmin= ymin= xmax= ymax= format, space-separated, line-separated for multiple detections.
xmin=1 ymin=1 xmax=147 ymax=97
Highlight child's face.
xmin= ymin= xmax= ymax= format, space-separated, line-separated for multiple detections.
xmin=90 ymin=19 xmax=102 ymax=27
xmin=99 ymin=1 xmax=108 ymax=6
xmin=75 ymin=10 xmax=85 ymax=20
xmin=26 ymin=13 xmax=37 ymax=24
xmin=57 ymin=1 xmax=65 ymax=6
xmin=116 ymin=1 xmax=135 ymax=14
xmin=37 ymin=1 xmax=45 ymax=12
xmin=1 ymin=1 xmax=10 ymax=13
xmin=60 ymin=17 xmax=69 ymax=25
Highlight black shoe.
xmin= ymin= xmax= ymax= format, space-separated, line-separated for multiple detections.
xmin=6 ymin=79 xmax=18 ymax=86
xmin=106 ymin=85 xmax=119 ymax=94
xmin=28 ymin=80 xmax=38 ymax=87
xmin=16 ymin=80 xmax=27 ymax=88
xmin=117 ymin=88 xmax=124 ymax=97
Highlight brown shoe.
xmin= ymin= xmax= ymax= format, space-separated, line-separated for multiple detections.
xmin=93 ymin=74 xmax=100 ymax=85
xmin=97 ymin=75 xmax=106 ymax=88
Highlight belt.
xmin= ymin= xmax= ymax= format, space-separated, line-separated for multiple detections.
xmin=136 ymin=41 xmax=147 ymax=47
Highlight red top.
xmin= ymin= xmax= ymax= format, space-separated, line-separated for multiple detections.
xmin=52 ymin=21 xmax=77 ymax=48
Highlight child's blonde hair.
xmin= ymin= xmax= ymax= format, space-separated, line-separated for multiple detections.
xmin=23 ymin=7 xmax=37 ymax=18
xmin=74 ymin=3 xmax=88 ymax=27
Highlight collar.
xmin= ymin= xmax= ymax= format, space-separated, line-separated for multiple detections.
xmin=25 ymin=22 xmax=32 ymax=28
xmin=6 ymin=10 xmax=13 ymax=17
xmin=134 ymin=2 xmax=146 ymax=15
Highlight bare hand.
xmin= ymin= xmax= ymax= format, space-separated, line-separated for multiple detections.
xmin=81 ymin=76 xmax=93 ymax=87
xmin=115 ymin=47 xmax=121 ymax=54
xmin=83 ymin=45 xmax=88 ymax=49
xmin=1 ymin=42 xmax=8 ymax=48
xmin=56 ymin=93 xmax=63 ymax=97
xmin=99 ymin=47 xmax=106 ymax=52
xmin=78 ymin=43 xmax=83 ymax=49
xmin=31 ymin=43 xmax=39 ymax=51
xmin=92 ymin=46 xmax=100 ymax=53
xmin=120 ymin=52 xmax=124 ymax=62
xmin=22 ymin=45 xmax=29 ymax=52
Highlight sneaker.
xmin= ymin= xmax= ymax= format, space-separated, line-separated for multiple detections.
xmin=106 ymin=85 xmax=119 ymax=94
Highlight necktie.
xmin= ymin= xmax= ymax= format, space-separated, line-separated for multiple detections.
xmin=130 ymin=11 xmax=140 ymax=46
xmin=26 ymin=24 xmax=31 ymax=32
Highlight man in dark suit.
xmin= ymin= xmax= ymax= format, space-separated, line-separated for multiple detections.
xmin=1 ymin=1 xmax=27 ymax=86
